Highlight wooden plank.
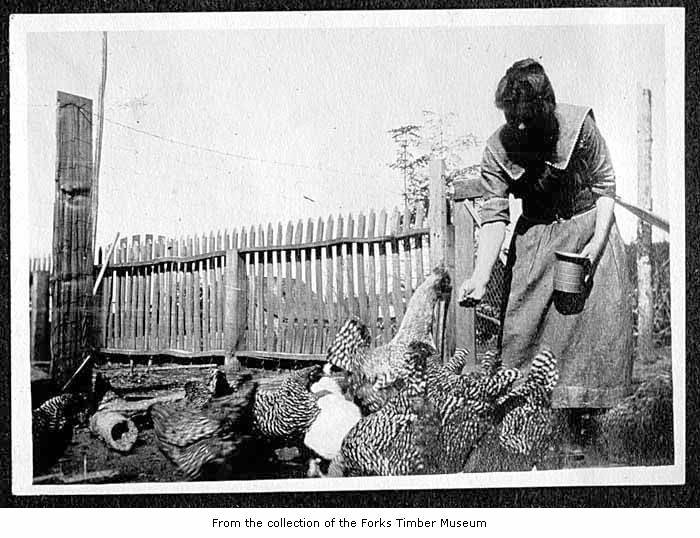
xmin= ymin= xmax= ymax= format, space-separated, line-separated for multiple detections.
xmin=234 ymin=350 xmax=326 ymax=362
xmin=303 ymin=218 xmax=314 ymax=354
xmin=176 ymin=239 xmax=185 ymax=349
xmin=264 ymin=224 xmax=276 ymax=352
xmin=415 ymin=204 xmax=426 ymax=285
xmin=314 ymin=217 xmax=325 ymax=354
xmin=378 ymin=209 xmax=391 ymax=344
xmin=345 ymin=213 xmax=356 ymax=317
xmin=283 ymin=221 xmax=295 ymax=353
xmin=335 ymin=214 xmax=345 ymax=324
xmin=324 ymin=215 xmax=336 ymax=349
xmin=274 ymin=222 xmax=284 ymax=352
xmin=136 ymin=236 xmax=146 ymax=350
xmin=366 ymin=210 xmax=378 ymax=344
xmin=356 ymin=212 xmax=367 ymax=323
xmin=454 ymin=202 xmax=476 ymax=363
xmin=100 ymin=252 xmax=111 ymax=349
xmin=100 ymin=347 xmax=225 ymax=359
xmin=144 ymin=235 xmax=153 ymax=350
xmin=157 ymin=236 xmax=167 ymax=351
xmin=50 ymin=91 xmax=94 ymax=389
xmin=167 ymin=239 xmax=176 ymax=349
xmin=194 ymin=236 xmax=202 ymax=352
xmin=216 ymin=250 xmax=225 ymax=350
xmin=256 ymin=225 xmax=265 ymax=351
xmin=187 ymin=237 xmax=195 ymax=351
xmin=429 ymin=159 xmax=448 ymax=268
xmin=118 ymin=238 xmax=128 ymax=348
xmin=291 ymin=220 xmax=303 ymax=353
xmin=223 ymin=249 xmax=243 ymax=370
xmin=128 ymin=236 xmax=138 ymax=349
xmin=31 ymin=268 xmax=51 ymax=363
xmin=402 ymin=204 xmax=414 ymax=308
xmin=202 ymin=235 xmax=210 ymax=352
xmin=390 ymin=207 xmax=404 ymax=332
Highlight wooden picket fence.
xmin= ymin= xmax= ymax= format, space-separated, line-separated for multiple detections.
xmin=93 ymin=205 xmax=433 ymax=364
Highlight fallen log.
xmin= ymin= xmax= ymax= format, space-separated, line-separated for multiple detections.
xmin=97 ymin=389 xmax=185 ymax=417
xmin=89 ymin=411 xmax=138 ymax=453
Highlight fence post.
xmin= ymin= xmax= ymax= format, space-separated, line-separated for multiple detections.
xmin=224 ymin=249 xmax=244 ymax=371
xmin=637 ymin=88 xmax=654 ymax=361
xmin=30 ymin=266 xmax=51 ymax=364
xmin=50 ymin=91 xmax=95 ymax=390
xmin=453 ymin=201 xmax=476 ymax=363
xmin=428 ymin=159 xmax=456 ymax=357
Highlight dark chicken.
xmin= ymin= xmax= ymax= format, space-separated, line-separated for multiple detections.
xmin=150 ymin=372 xmax=257 ymax=480
xmin=32 ymin=392 xmax=88 ymax=474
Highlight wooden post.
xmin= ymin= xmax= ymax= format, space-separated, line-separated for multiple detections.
xmin=30 ymin=266 xmax=51 ymax=364
xmin=428 ymin=159 xmax=448 ymax=268
xmin=428 ymin=159 xmax=453 ymax=357
xmin=637 ymin=88 xmax=654 ymax=360
xmin=50 ymin=92 xmax=95 ymax=390
xmin=454 ymin=202 xmax=476 ymax=363
xmin=224 ymin=249 xmax=245 ymax=371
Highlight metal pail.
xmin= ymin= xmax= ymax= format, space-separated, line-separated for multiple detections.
xmin=553 ymin=251 xmax=590 ymax=294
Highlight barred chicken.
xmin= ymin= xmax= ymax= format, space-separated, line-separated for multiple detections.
xmin=150 ymin=372 xmax=257 ymax=480
xmin=252 ymin=365 xmax=325 ymax=444
xmin=338 ymin=341 xmax=438 ymax=476
xmin=32 ymin=392 xmax=88 ymax=474
xmin=426 ymin=349 xmax=521 ymax=473
xmin=496 ymin=348 xmax=559 ymax=460
xmin=462 ymin=348 xmax=559 ymax=472
xmin=326 ymin=266 xmax=451 ymax=413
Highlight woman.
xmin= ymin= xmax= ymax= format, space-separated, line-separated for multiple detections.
xmin=459 ymin=59 xmax=634 ymax=449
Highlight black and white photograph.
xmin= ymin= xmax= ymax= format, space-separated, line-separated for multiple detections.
xmin=9 ymin=8 xmax=685 ymax=496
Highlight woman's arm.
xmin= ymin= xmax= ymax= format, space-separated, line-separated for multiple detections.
xmin=458 ymin=220 xmax=506 ymax=306
xmin=579 ymin=195 xmax=615 ymax=266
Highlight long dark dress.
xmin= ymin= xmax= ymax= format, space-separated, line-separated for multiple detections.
xmin=479 ymin=103 xmax=634 ymax=409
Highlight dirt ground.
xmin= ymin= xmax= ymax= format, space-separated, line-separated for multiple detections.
xmin=36 ymin=345 xmax=673 ymax=484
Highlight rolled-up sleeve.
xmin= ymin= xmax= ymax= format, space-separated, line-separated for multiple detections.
xmin=479 ymin=146 xmax=511 ymax=224
xmin=580 ymin=115 xmax=616 ymax=198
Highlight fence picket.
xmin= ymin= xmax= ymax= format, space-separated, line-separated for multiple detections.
xmin=265 ymin=224 xmax=276 ymax=352
xmin=391 ymin=208 xmax=404 ymax=332
xmin=366 ymin=210 xmax=378 ymax=343
xmin=324 ymin=215 xmax=336 ymax=349
xmin=356 ymin=212 xmax=367 ymax=323
xmin=403 ymin=204 xmax=414 ymax=309
xmin=335 ymin=214 xmax=345 ymax=325
xmin=304 ymin=219 xmax=314 ymax=354
xmin=283 ymin=221 xmax=295 ymax=353
xmin=345 ymin=213 xmax=356 ymax=317
xmin=144 ymin=234 xmax=153 ymax=350
xmin=256 ymin=225 xmax=265 ymax=351
xmin=415 ymin=204 xmax=426 ymax=284
xmin=314 ymin=217 xmax=325 ymax=354
xmin=378 ymin=209 xmax=391 ymax=343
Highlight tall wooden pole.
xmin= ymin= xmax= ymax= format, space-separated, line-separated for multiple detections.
xmin=91 ymin=32 xmax=108 ymax=249
xmin=636 ymin=88 xmax=654 ymax=361
xmin=50 ymin=92 xmax=95 ymax=390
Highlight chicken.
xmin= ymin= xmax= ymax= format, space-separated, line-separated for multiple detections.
xmin=150 ymin=372 xmax=257 ymax=480
xmin=32 ymin=392 xmax=88 ymax=474
xmin=425 ymin=348 xmax=521 ymax=473
xmin=338 ymin=341 xmax=438 ymax=476
xmin=252 ymin=365 xmax=324 ymax=444
xmin=326 ymin=266 xmax=451 ymax=413
xmin=495 ymin=348 xmax=559 ymax=460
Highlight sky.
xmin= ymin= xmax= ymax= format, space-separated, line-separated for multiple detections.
xmin=21 ymin=14 xmax=674 ymax=257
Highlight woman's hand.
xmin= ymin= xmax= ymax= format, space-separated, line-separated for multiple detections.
xmin=458 ymin=276 xmax=488 ymax=308
xmin=579 ymin=239 xmax=603 ymax=266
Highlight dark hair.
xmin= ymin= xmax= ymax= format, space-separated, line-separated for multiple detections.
xmin=495 ymin=59 xmax=556 ymax=117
